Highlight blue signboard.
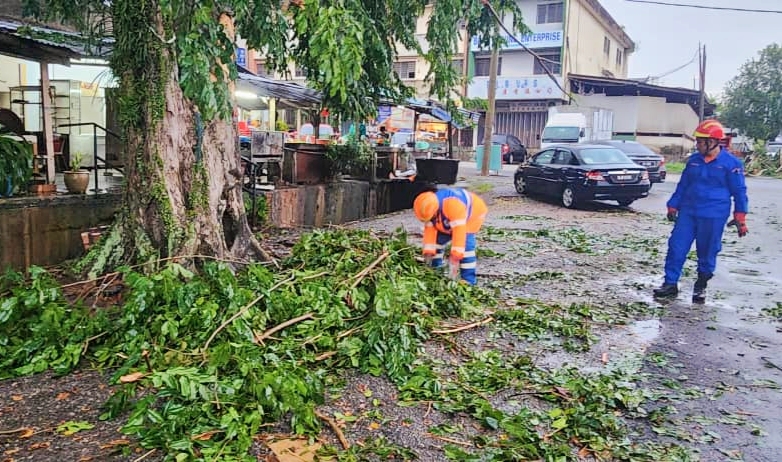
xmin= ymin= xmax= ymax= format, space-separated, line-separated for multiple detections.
xmin=377 ymin=105 xmax=392 ymax=124
xmin=236 ymin=47 xmax=247 ymax=67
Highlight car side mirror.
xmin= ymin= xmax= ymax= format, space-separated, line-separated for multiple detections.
xmin=579 ymin=129 xmax=585 ymax=137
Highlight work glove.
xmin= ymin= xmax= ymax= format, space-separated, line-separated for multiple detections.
xmin=727 ymin=212 xmax=748 ymax=237
xmin=666 ymin=207 xmax=678 ymax=222
xmin=448 ymin=255 xmax=461 ymax=280
xmin=423 ymin=255 xmax=434 ymax=266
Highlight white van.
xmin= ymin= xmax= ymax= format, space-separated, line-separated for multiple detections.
xmin=539 ymin=113 xmax=588 ymax=149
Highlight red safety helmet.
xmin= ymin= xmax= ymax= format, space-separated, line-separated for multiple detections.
xmin=693 ymin=119 xmax=725 ymax=140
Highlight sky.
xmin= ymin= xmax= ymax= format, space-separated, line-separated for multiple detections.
xmin=598 ymin=0 xmax=781 ymax=97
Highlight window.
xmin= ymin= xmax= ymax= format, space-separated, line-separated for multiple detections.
xmin=393 ymin=61 xmax=416 ymax=79
xmin=616 ymin=48 xmax=623 ymax=67
xmin=533 ymin=149 xmax=555 ymax=164
xmin=552 ymin=149 xmax=575 ymax=165
xmin=451 ymin=59 xmax=464 ymax=75
xmin=294 ymin=66 xmax=307 ymax=78
xmin=256 ymin=61 xmax=273 ymax=77
xmin=534 ymin=50 xmax=561 ymax=75
xmin=474 ymin=57 xmax=502 ymax=76
xmin=537 ymin=1 xmax=564 ymax=24
xmin=603 ymin=37 xmax=611 ymax=57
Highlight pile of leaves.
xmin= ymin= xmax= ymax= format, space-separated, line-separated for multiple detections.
xmin=745 ymin=152 xmax=782 ymax=178
xmin=0 ymin=229 xmax=491 ymax=461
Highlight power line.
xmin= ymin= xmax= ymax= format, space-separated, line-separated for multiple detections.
xmin=625 ymin=0 xmax=782 ymax=14
xmin=652 ymin=47 xmax=699 ymax=80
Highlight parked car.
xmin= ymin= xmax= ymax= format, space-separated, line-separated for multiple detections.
xmin=491 ymin=134 xmax=527 ymax=164
xmin=514 ymin=144 xmax=651 ymax=208
xmin=592 ymin=140 xmax=666 ymax=184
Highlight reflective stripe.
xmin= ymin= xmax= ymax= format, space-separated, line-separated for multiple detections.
xmin=462 ymin=250 xmax=476 ymax=258
xmin=424 ymin=222 xmax=435 ymax=228
xmin=460 ymin=262 xmax=477 ymax=269
xmin=436 ymin=244 xmax=445 ymax=249
xmin=449 ymin=219 xmax=467 ymax=227
xmin=451 ymin=246 xmax=465 ymax=254
xmin=423 ymin=244 xmax=437 ymax=251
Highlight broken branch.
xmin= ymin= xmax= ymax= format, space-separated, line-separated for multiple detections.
xmin=349 ymin=251 xmax=390 ymax=289
xmin=254 ymin=313 xmax=314 ymax=344
xmin=432 ymin=316 xmax=494 ymax=335
xmin=315 ymin=410 xmax=350 ymax=449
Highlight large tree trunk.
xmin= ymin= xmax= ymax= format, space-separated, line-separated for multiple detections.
xmin=79 ymin=2 xmax=266 ymax=277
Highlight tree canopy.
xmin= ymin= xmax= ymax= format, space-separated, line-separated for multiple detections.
xmin=26 ymin=0 xmax=528 ymax=122
xmin=721 ymin=43 xmax=782 ymax=141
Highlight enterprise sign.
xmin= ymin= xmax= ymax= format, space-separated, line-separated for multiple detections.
xmin=471 ymin=30 xmax=563 ymax=51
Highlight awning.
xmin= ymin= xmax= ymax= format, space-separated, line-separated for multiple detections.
xmin=403 ymin=98 xmax=480 ymax=129
xmin=0 ymin=17 xmax=112 ymax=65
xmin=236 ymin=66 xmax=321 ymax=110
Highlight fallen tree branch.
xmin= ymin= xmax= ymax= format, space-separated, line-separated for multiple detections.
xmin=315 ymin=410 xmax=350 ymax=449
xmin=202 ymin=273 xmax=296 ymax=358
xmin=0 ymin=427 xmax=28 ymax=435
xmin=349 ymin=251 xmax=390 ymax=289
xmin=254 ymin=313 xmax=314 ymax=344
xmin=432 ymin=316 xmax=494 ymax=335
xmin=426 ymin=433 xmax=473 ymax=447
xmin=132 ymin=449 xmax=156 ymax=462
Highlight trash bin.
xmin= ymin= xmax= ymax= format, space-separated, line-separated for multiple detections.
xmin=414 ymin=158 xmax=459 ymax=184
xmin=475 ymin=145 xmax=502 ymax=173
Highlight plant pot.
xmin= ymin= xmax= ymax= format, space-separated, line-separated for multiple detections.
xmin=29 ymin=183 xmax=57 ymax=195
xmin=64 ymin=171 xmax=90 ymax=194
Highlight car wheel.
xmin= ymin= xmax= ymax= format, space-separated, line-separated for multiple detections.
xmin=561 ymin=186 xmax=577 ymax=208
xmin=514 ymin=175 xmax=527 ymax=195
xmin=508 ymin=154 xmax=514 ymax=164
xmin=617 ymin=199 xmax=635 ymax=207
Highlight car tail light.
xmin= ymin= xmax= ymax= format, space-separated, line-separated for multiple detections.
xmin=586 ymin=170 xmax=604 ymax=181
xmin=501 ymin=143 xmax=510 ymax=155
xmin=659 ymin=158 xmax=666 ymax=166
xmin=641 ymin=170 xmax=649 ymax=180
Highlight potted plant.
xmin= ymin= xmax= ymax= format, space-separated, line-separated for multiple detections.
xmin=64 ymin=152 xmax=89 ymax=194
xmin=0 ymin=134 xmax=33 ymax=198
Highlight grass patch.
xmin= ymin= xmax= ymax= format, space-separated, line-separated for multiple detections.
xmin=666 ymin=162 xmax=685 ymax=174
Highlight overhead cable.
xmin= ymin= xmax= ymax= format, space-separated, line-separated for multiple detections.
xmin=625 ymin=0 xmax=782 ymax=14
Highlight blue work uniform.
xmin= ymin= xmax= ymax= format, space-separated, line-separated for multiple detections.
xmin=663 ymin=149 xmax=748 ymax=284
xmin=426 ymin=188 xmax=485 ymax=285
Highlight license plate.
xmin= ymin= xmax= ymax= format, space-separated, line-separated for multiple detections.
xmin=615 ymin=175 xmax=633 ymax=180
xmin=643 ymin=161 xmax=656 ymax=167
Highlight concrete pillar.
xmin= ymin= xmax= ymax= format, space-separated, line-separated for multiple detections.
xmin=39 ymin=62 xmax=56 ymax=183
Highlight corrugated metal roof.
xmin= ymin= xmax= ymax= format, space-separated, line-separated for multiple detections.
xmin=0 ymin=17 xmax=111 ymax=61
xmin=236 ymin=67 xmax=321 ymax=109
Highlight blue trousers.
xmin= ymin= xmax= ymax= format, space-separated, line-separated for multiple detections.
xmin=664 ymin=213 xmax=726 ymax=284
xmin=431 ymin=232 xmax=478 ymax=285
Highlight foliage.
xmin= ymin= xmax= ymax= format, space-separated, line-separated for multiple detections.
xmin=721 ymin=43 xmax=782 ymax=142
xmin=325 ymin=141 xmax=374 ymax=178
xmin=275 ymin=119 xmax=289 ymax=132
xmin=0 ymin=135 xmax=33 ymax=196
xmin=0 ymin=229 xmax=491 ymax=460
xmin=28 ymin=0 xmax=529 ymax=122
xmin=665 ymin=162 xmax=685 ymax=174
xmin=243 ymin=192 xmax=268 ymax=225
xmin=69 ymin=152 xmax=85 ymax=172
xmin=744 ymin=152 xmax=782 ymax=178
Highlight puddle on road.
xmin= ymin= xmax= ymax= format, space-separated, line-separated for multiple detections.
xmin=629 ymin=319 xmax=662 ymax=344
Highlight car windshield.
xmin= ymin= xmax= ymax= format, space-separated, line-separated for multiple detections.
xmin=578 ymin=148 xmax=632 ymax=165
xmin=542 ymin=126 xmax=580 ymax=141
xmin=606 ymin=142 xmax=656 ymax=155
xmin=491 ymin=135 xmax=506 ymax=144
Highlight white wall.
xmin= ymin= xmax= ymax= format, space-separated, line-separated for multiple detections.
xmin=565 ymin=0 xmax=631 ymax=78
xmin=571 ymin=93 xmax=638 ymax=133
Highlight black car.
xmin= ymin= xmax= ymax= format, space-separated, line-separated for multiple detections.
xmin=592 ymin=140 xmax=666 ymax=184
xmin=492 ymin=134 xmax=527 ymax=164
xmin=514 ymin=144 xmax=651 ymax=208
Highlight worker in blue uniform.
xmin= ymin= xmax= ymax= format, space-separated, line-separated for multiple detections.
xmin=653 ymin=119 xmax=749 ymax=303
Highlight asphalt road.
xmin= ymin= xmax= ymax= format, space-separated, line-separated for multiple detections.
xmin=460 ymin=161 xmax=782 ymax=460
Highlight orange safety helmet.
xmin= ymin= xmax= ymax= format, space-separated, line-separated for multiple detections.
xmin=413 ymin=191 xmax=439 ymax=222
xmin=693 ymin=119 xmax=725 ymax=140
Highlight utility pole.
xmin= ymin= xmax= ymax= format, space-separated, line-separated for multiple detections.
xmin=698 ymin=43 xmax=706 ymax=121
xmin=480 ymin=27 xmax=500 ymax=176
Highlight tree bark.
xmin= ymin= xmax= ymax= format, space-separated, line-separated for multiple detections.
xmin=80 ymin=2 xmax=266 ymax=277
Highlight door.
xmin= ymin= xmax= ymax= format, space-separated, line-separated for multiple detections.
xmin=526 ymin=149 xmax=555 ymax=194
xmin=544 ymin=148 xmax=577 ymax=195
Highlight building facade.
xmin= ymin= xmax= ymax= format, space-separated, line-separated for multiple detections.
xmin=468 ymin=0 xmax=635 ymax=148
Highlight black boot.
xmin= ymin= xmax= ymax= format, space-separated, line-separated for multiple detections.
xmin=653 ymin=282 xmax=679 ymax=298
xmin=692 ymin=273 xmax=712 ymax=304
